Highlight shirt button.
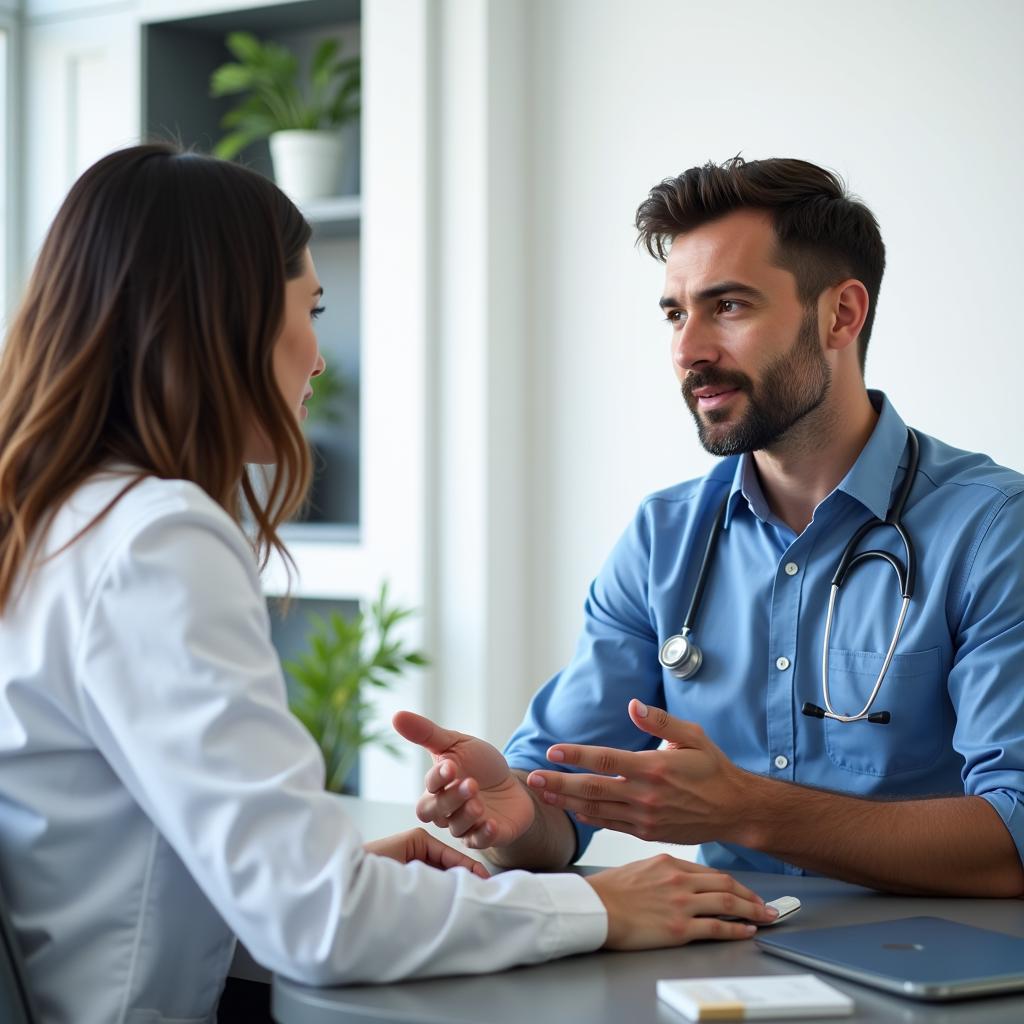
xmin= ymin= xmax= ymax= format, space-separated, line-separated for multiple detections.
xmin=774 ymin=754 xmax=789 ymax=769
xmin=776 ymin=656 xmax=791 ymax=671
xmin=784 ymin=562 xmax=799 ymax=576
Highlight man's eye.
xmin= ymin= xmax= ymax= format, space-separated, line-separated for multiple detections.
xmin=718 ymin=299 xmax=741 ymax=313
xmin=311 ymin=305 xmax=326 ymax=321
xmin=663 ymin=310 xmax=687 ymax=326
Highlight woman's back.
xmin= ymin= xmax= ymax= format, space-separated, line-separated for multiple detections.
xmin=0 ymin=471 xmax=255 ymax=1022
xmin=0 ymin=468 xmax=608 ymax=1024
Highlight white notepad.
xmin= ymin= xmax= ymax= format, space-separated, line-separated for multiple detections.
xmin=657 ymin=973 xmax=854 ymax=1021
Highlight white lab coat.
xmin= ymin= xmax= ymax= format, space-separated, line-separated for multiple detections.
xmin=0 ymin=469 xmax=606 ymax=1024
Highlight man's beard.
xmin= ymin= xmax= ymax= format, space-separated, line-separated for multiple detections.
xmin=681 ymin=307 xmax=832 ymax=457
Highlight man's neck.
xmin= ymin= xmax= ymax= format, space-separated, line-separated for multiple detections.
xmin=752 ymin=389 xmax=878 ymax=535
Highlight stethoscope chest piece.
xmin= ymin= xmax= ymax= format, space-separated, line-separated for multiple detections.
xmin=659 ymin=631 xmax=703 ymax=680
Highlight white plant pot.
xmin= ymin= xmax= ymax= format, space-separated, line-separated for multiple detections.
xmin=269 ymin=130 xmax=343 ymax=203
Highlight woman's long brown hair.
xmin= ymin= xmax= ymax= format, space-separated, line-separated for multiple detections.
xmin=0 ymin=143 xmax=313 ymax=612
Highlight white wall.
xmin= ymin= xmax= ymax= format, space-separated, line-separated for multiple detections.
xmin=516 ymin=0 xmax=1024 ymax=700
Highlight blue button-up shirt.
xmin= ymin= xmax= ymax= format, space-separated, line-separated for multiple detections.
xmin=505 ymin=392 xmax=1024 ymax=875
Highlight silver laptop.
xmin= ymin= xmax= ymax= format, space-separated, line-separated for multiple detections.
xmin=756 ymin=916 xmax=1024 ymax=1001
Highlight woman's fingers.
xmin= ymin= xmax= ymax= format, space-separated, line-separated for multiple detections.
xmin=682 ymin=890 xmax=777 ymax=924
xmin=678 ymin=917 xmax=759 ymax=942
xmin=587 ymin=854 xmax=771 ymax=950
xmin=413 ymin=829 xmax=490 ymax=878
xmin=686 ymin=869 xmax=766 ymax=908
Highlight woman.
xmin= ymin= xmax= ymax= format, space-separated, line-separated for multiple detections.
xmin=0 ymin=144 xmax=774 ymax=1024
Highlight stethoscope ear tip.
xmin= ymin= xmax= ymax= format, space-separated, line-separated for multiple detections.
xmin=801 ymin=702 xmax=826 ymax=719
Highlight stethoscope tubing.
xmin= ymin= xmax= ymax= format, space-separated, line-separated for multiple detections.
xmin=659 ymin=428 xmax=921 ymax=725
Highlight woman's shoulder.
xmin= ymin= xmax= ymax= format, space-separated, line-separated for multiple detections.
xmin=54 ymin=468 xmax=247 ymax=565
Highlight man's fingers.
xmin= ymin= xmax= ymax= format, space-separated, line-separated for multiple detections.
xmin=392 ymin=710 xmax=461 ymax=756
xmin=527 ymin=770 xmax=634 ymax=819
xmin=416 ymin=777 xmax=479 ymax=825
xmin=424 ymin=758 xmax=461 ymax=795
xmin=573 ymin=811 xmax=647 ymax=837
xmin=461 ymin=820 xmax=497 ymax=849
xmin=628 ymin=699 xmax=706 ymax=748
xmin=527 ymin=768 xmax=628 ymax=797
xmin=543 ymin=742 xmax=640 ymax=776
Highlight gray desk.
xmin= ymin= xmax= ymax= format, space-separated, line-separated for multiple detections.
xmin=271 ymin=799 xmax=1024 ymax=1024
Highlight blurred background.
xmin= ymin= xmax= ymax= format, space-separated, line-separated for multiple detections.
xmin=2 ymin=0 xmax=1022 ymax=860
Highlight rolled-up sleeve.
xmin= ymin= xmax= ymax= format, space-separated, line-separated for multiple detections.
xmin=947 ymin=489 xmax=1024 ymax=867
xmin=504 ymin=503 xmax=666 ymax=860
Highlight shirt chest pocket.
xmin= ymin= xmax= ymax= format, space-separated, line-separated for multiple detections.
xmin=824 ymin=646 xmax=945 ymax=775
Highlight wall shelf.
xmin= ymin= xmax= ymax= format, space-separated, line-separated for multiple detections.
xmin=301 ymin=194 xmax=360 ymax=239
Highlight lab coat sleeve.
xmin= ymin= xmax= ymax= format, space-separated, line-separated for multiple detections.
xmin=505 ymin=499 xmax=667 ymax=859
xmin=73 ymin=502 xmax=606 ymax=985
xmin=947 ymin=488 xmax=1024 ymax=868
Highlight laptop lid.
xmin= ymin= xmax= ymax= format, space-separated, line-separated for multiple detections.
xmin=756 ymin=916 xmax=1024 ymax=1002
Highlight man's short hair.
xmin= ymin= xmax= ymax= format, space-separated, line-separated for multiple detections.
xmin=635 ymin=157 xmax=885 ymax=371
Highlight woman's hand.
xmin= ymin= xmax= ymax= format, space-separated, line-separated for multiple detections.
xmin=585 ymin=854 xmax=778 ymax=950
xmin=364 ymin=827 xmax=491 ymax=879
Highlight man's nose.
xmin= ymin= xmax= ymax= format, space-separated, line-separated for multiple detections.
xmin=672 ymin=315 xmax=718 ymax=372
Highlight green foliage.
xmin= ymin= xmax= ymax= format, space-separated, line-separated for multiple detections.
xmin=210 ymin=32 xmax=361 ymax=160
xmin=304 ymin=363 xmax=345 ymax=426
xmin=284 ymin=583 xmax=428 ymax=793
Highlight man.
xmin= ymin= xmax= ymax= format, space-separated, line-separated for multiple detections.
xmin=395 ymin=157 xmax=1024 ymax=896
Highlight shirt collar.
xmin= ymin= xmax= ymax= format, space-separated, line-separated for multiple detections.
xmin=835 ymin=390 xmax=909 ymax=521
xmin=722 ymin=390 xmax=909 ymax=527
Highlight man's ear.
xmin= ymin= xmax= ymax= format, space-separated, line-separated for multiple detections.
xmin=824 ymin=279 xmax=869 ymax=354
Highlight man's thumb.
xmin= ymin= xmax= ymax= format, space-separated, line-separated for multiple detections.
xmin=628 ymin=699 xmax=704 ymax=747
xmin=392 ymin=710 xmax=460 ymax=756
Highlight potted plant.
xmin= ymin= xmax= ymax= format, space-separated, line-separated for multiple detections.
xmin=283 ymin=583 xmax=428 ymax=794
xmin=210 ymin=31 xmax=361 ymax=202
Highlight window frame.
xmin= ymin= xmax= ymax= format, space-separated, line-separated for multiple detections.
xmin=0 ymin=0 xmax=19 ymax=325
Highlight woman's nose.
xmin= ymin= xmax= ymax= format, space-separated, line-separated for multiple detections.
xmin=312 ymin=352 xmax=326 ymax=377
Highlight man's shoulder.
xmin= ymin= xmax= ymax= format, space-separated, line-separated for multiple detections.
xmin=918 ymin=432 xmax=1024 ymax=501
xmin=637 ymin=458 xmax=738 ymax=518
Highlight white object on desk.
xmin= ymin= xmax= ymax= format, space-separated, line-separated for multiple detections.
xmin=761 ymin=895 xmax=801 ymax=924
xmin=657 ymin=973 xmax=853 ymax=1021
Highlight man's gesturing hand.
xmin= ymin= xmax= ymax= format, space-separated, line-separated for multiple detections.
xmin=525 ymin=699 xmax=751 ymax=845
xmin=393 ymin=710 xmax=535 ymax=849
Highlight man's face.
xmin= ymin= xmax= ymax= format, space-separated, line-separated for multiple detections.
xmin=660 ymin=209 xmax=831 ymax=456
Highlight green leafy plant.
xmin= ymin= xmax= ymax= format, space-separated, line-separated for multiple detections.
xmin=304 ymin=363 xmax=345 ymax=426
xmin=210 ymin=31 xmax=361 ymax=160
xmin=284 ymin=583 xmax=428 ymax=793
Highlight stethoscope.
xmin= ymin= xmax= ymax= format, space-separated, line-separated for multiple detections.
xmin=658 ymin=428 xmax=920 ymax=725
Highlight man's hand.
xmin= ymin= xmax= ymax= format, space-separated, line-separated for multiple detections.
xmin=525 ymin=699 xmax=749 ymax=845
xmin=586 ymin=854 xmax=778 ymax=949
xmin=364 ymin=827 xmax=490 ymax=879
xmin=393 ymin=711 xmax=536 ymax=849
